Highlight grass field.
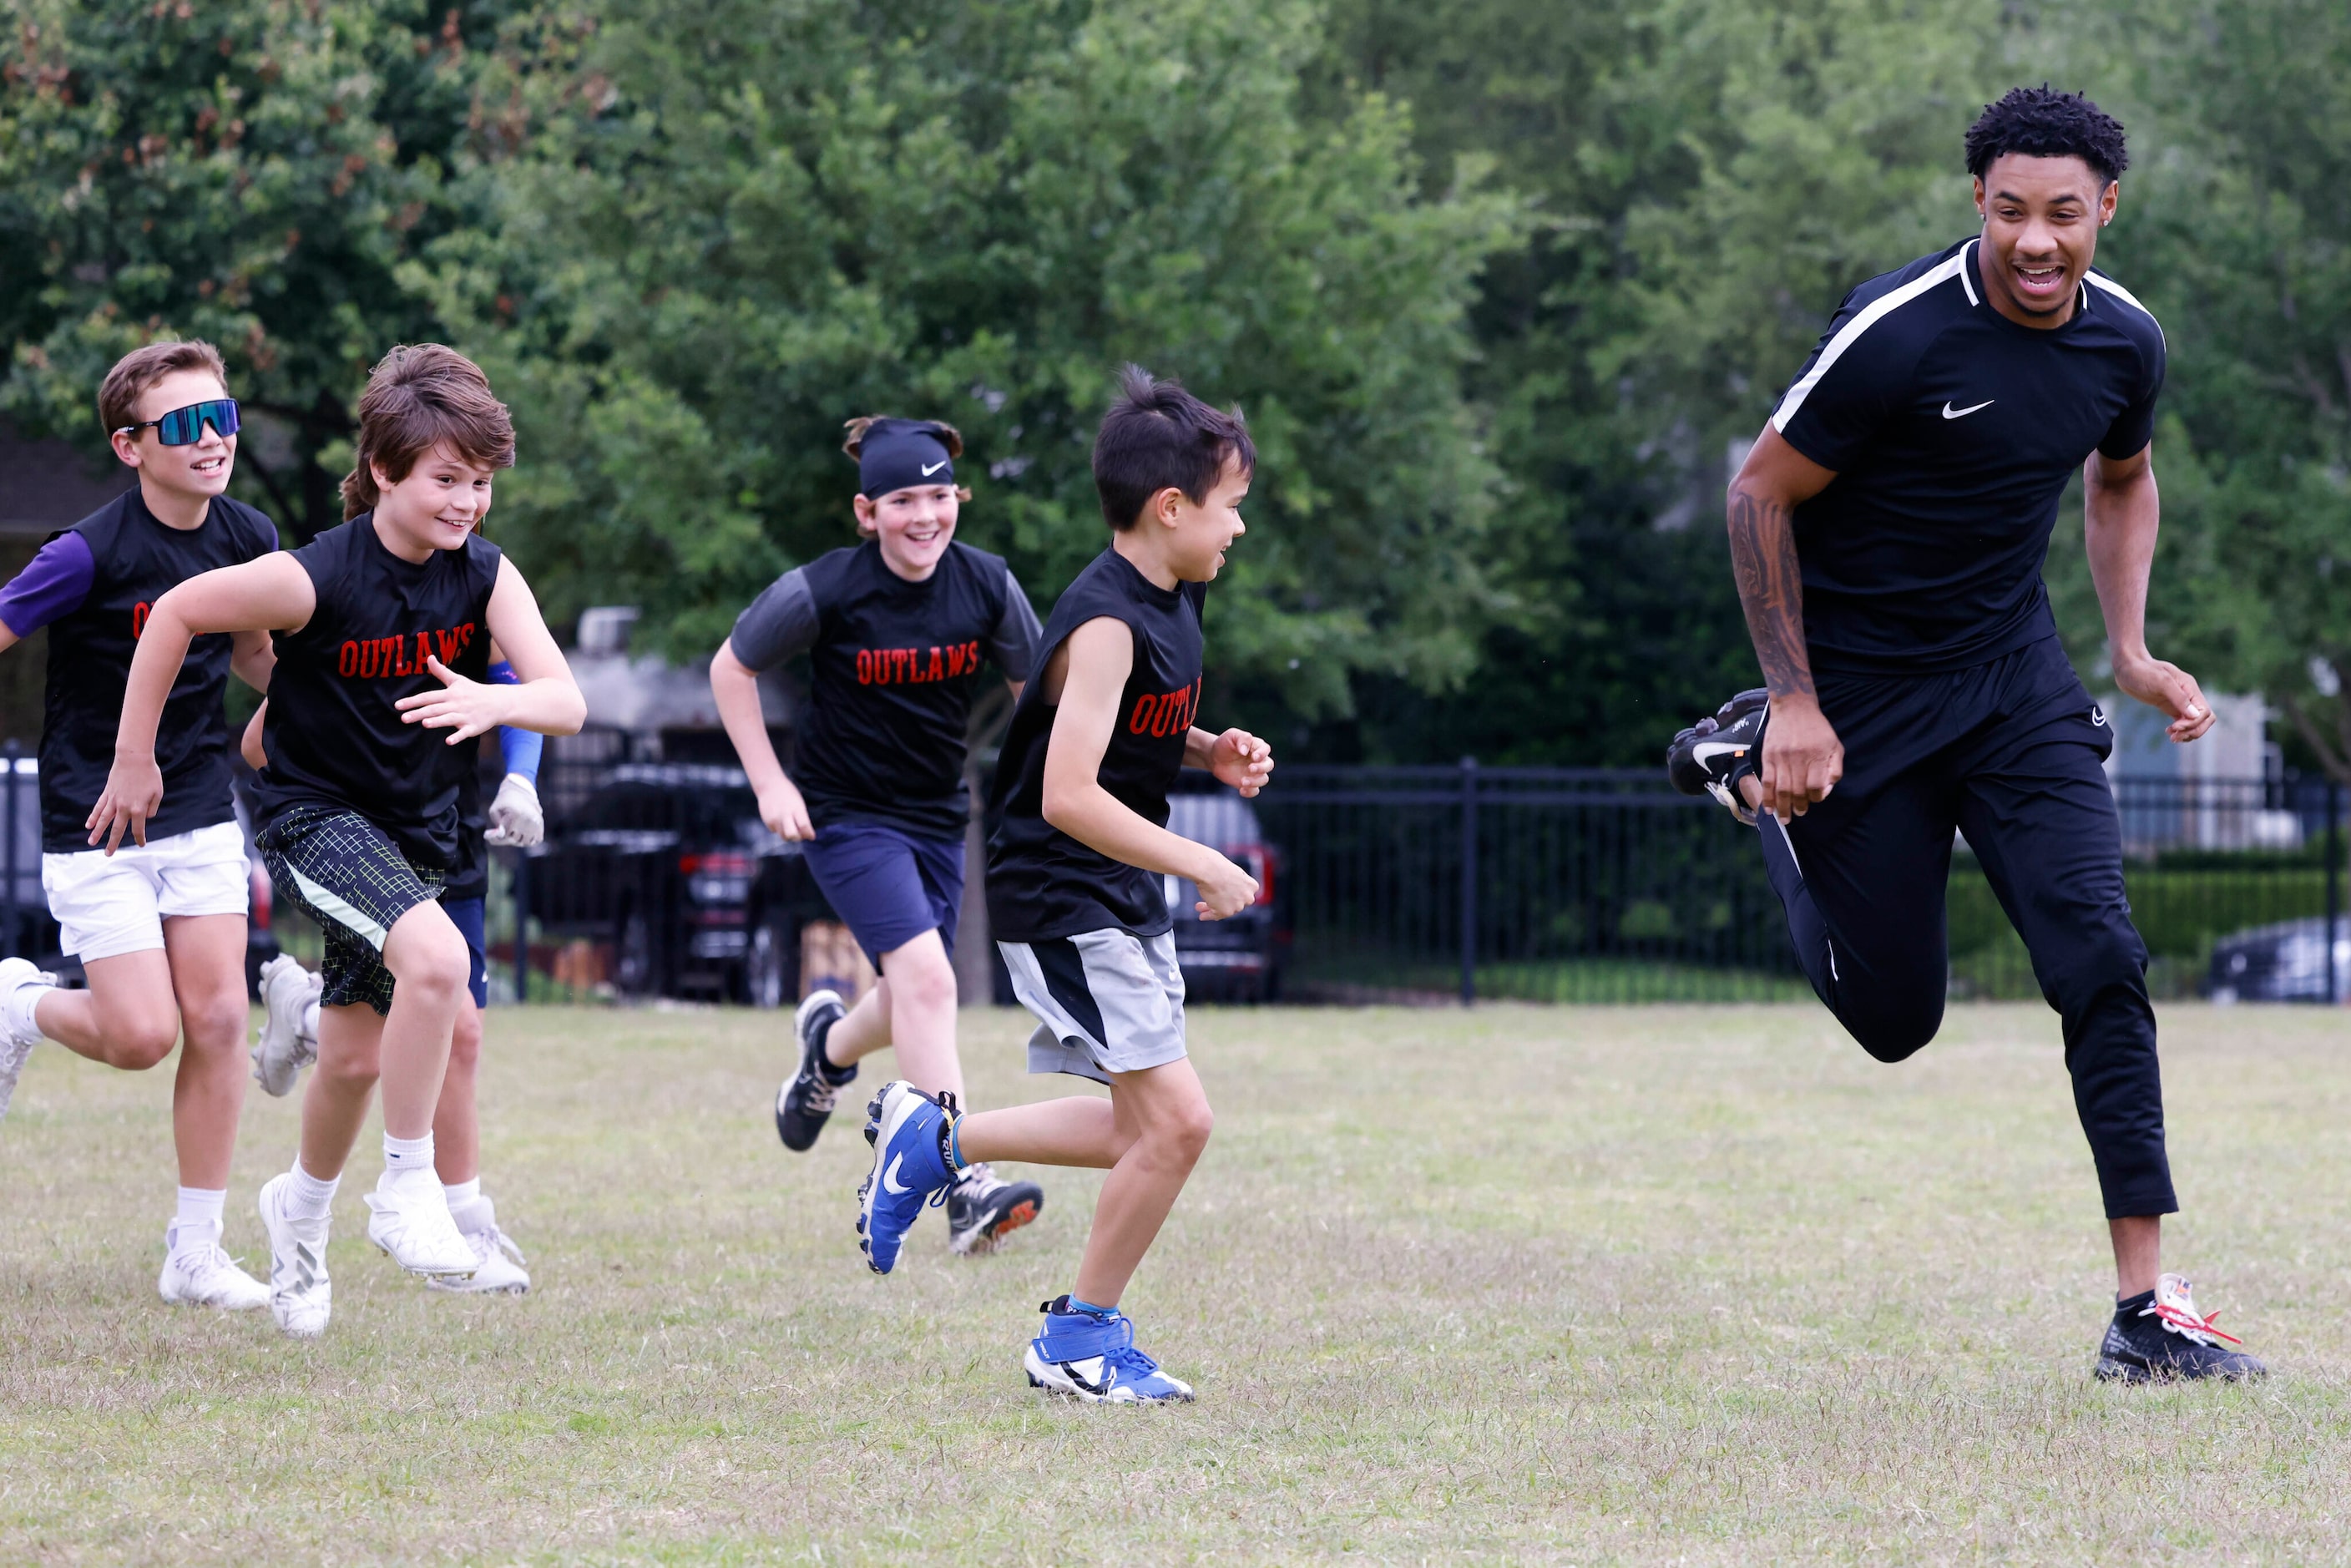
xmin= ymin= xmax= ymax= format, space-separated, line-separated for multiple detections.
xmin=5 ymin=1001 xmax=2351 ymax=1564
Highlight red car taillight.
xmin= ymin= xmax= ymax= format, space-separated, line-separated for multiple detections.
xmin=1221 ymin=844 xmax=1276 ymax=907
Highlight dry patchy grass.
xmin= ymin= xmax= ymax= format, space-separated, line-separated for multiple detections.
xmin=3 ymin=1001 xmax=2349 ymax=1564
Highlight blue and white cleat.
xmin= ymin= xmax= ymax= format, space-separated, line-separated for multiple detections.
xmin=856 ymin=1080 xmax=955 ymax=1274
xmin=1024 ymin=1296 xmax=1196 ymax=1404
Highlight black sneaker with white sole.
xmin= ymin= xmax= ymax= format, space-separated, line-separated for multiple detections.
xmin=1667 ymin=687 xmax=1768 ymax=826
xmin=2094 ymin=1272 xmax=2267 ymax=1383
xmin=946 ymin=1163 xmax=1044 ymax=1255
xmin=774 ymin=989 xmax=856 ymax=1152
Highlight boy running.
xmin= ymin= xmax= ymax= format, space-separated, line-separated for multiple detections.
xmin=0 ymin=340 xmax=277 ymax=1309
xmin=711 ymin=417 xmax=1046 ymax=1257
xmin=91 ymin=345 xmax=583 ymax=1338
xmin=855 ymin=369 xmax=1272 ymax=1404
xmin=243 ymin=651 xmax=543 ymax=1294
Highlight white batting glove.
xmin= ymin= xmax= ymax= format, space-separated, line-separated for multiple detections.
xmin=484 ymin=773 xmax=544 ymax=848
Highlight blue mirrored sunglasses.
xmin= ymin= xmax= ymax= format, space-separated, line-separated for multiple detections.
xmin=115 ymin=398 xmax=240 ymax=446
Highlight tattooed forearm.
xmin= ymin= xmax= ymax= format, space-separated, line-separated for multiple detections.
xmin=1726 ymin=485 xmax=1816 ymax=701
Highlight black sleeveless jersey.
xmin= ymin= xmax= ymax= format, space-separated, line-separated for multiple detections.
xmin=733 ymin=540 xmax=1035 ymax=840
xmin=986 ymin=548 xmax=1205 ymax=941
xmin=249 ymin=515 xmax=502 ymax=867
xmin=35 ymin=490 xmax=277 ymax=852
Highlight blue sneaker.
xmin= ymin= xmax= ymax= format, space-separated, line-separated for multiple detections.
xmin=1023 ymin=1296 xmax=1196 ymax=1404
xmin=856 ymin=1080 xmax=955 ymax=1274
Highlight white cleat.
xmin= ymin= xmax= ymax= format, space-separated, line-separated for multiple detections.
xmin=0 ymin=956 xmax=57 ymax=1123
xmin=251 ymin=953 xmax=321 ymax=1097
xmin=363 ymin=1168 xmax=478 ymax=1280
xmin=158 ymin=1220 xmax=270 ymax=1310
xmin=427 ymin=1196 xmax=531 ymax=1295
xmin=258 ymin=1173 xmax=333 ymax=1338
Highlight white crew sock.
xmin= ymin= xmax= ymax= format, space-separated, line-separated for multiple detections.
xmin=6 ymin=975 xmax=55 ymax=1044
xmin=286 ymin=1160 xmax=339 ymax=1222
xmin=172 ymin=1186 xmax=226 ymax=1248
xmin=382 ymin=1130 xmax=435 ymax=1177
xmin=298 ymin=999 xmax=321 ymax=1043
xmin=442 ymin=1176 xmax=482 ymax=1209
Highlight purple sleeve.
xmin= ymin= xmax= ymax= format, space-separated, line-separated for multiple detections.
xmin=0 ymin=532 xmax=97 ymax=638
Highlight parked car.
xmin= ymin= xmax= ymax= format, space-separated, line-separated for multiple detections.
xmin=2207 ymin=915 xmax=2350 ymax=1004
xmin=1161 ymin=786 xmax=1288 ymax=1001
xmin=524 ymin=762 xmax=832 ymax=1005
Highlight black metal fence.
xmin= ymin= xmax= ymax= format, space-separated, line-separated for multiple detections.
xmin=1258 ymin=765 xmax=2347 ymax=1005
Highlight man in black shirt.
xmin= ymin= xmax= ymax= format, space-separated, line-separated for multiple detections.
xmin=0 ymin=340 xmax=277 ymax=1313
xmin=711 ymin=417 xmax=1048 ymax=1257
xmin=1669 ymin=89 xmax=2263 ymax=1382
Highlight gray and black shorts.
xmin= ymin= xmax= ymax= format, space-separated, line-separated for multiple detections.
xmin=257 ymin=807 xmax=444 ymax=1016
xmin=997 ymin=928 xmax=1187 ymax=1085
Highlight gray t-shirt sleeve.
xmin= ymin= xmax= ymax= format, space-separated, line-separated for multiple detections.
xmin=990 ymin=566 xmax=1044 ymax=680
xmin=728 ymin=567 xmax=821 ymax=672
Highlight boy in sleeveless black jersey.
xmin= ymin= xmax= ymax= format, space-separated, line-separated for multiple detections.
xmin=92 ymin=346 xmax=584 ymax=1338
xmin=711 ymin=417 xmax=1047 ymax=1257
xmin=0 ymin=341 xmax=278 ymax=1311
xmin=853 ymin=369 xmax=1272 ymax=1404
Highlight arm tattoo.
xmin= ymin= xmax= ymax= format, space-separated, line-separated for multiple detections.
xmin=1727 ymin=488 xmax=1816 ymax=701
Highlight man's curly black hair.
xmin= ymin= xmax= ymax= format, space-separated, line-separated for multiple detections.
xmin=1964 ymin=87 xmax=2128 ymax=187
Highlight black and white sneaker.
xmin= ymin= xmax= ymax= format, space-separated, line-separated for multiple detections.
xmin=2094 ymin=1272 xmax=2267 ymax=1383
xmin=774 ymin=989 xmax=854 ymax=1152
xmin=946 ymin=1163 xmax=1044 ymax=1256
xmin=1667 ymin=688 xmax=1767 ymax=826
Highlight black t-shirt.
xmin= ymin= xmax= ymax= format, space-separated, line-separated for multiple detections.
xmin=986 ymin=548 xmax=1205 ymax=942
xmin=13 ymin=490 xmax=278 ymax=852
xmin=729 ymin=539 xmax=1041 ymax=840
xmin=1772 ymin=236 xmax=2166 ymax=673
xmin=249 ymin=516 xmax=502 ymax=867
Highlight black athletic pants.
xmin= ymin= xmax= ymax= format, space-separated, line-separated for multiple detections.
xmin=1757 ymin=635 xmax=2176 ymax=1219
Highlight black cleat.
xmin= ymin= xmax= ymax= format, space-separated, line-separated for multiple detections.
xmin=946 ymin=1163 xmax=1044 ymax=1256
xmin=1667 ymin=688 xmax=1768 ymax=825
xmin=774 ymin=989 xmax=854 ymax=1152
xmin=2094 ymin=1273 xmax=2267 ymax=1383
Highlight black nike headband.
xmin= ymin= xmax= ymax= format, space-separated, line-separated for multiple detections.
xmin=857 ymin=418 xmax=956 ymax=500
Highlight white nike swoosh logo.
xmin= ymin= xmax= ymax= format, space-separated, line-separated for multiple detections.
xmin=921 ymin=461 xmax=948 ymax=477
xmin=882 ymin=1154 xmax=913 ymax=1195
xmin=1691 ymin=741 xmax=1748 ymax=766
xmin=1942 ymin=399 xmax=1995 ymax=419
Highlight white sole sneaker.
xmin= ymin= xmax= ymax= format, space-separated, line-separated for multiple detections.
xmin=0 ymin=956 xmax=56 ymax=1122
xmin=364 ymin=1172 xmax=478 ymax=1279
xmin=159 ymin=1222 xmax=271 ymax=1311
xmin=427 ymin=1196 xmax=530 ymax=1295
xmin=257 ymin=1173 xmax=333 ymax=1338
xmin=251 ymin=953 xmax=320 ymax=1098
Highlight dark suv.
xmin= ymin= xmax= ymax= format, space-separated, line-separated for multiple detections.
xmin=1161 ymin=786 xmax=1287 ymax=1001
xmin=524 ymin=762 xmax=831 ymax=1005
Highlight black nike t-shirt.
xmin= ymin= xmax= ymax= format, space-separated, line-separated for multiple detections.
xmin=0 ymin=489 xmax=279 ymax=852
xmin=1771 ymin=236 xmax=2166 ymax=673
xmin=986 ymin=548 xmax=1206 ymax=942
xmin=248 ymin=515 xmax=502 ymax=867
xmin=730 ymin=539 xmax=1041 ymax=840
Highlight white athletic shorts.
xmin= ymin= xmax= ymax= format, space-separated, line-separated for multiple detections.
xmin=42 ymin=820 xmax=250 ymax=962
xmin=998 ymin=928 xmax=1187 ymax=1085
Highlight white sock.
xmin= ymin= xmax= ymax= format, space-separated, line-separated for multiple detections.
xmin=286 ymin=1160 xmax=339 ymax=1222
xmin=298 ymin=999 xmax=320 ymax=1043
xmin=172 ymin=1186 xmax=226 ymax=1247
xmin=6 ymin=976 xmax=54 ymax=1043
xmin=442 ymin=1176 xmax=482 ymax=1209
xmin=382 ymin=1130 xmax=435 ymax=1177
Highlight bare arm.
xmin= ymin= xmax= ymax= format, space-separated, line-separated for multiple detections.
xmin=230 ymin=627 xmax=275 ymax=695
xmin=2085 ymin=443 xmax=2212 ymax=743
xmin=1726 ymin=427 xmax=1843 ymax=823
xmin=89 ymin=553 xmax=317 ymax=851
xmin=1043 ymin=618 xmax=1259 ymax=919
xmin=710 ymin=636 xmax=813 ymax=840
xmin=241 ymin=701 xmax=268 ymax=770
xmin=397 ymin=557 xmax=585 ymax=743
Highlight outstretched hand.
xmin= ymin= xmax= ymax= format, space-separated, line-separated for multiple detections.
xmin=86 ymin=754 xmax=164 ymax=854
xmin=2114 ymin=651 xmax=2216 ymax=744
xmin=1206 ymin=728 xmax=1274 ymax=797
xmin=396 ymin=655 xmax=511 ymax=745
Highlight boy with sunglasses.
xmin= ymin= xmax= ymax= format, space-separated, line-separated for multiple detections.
xmin=0 ymin=340 xmax=280 ymax=1312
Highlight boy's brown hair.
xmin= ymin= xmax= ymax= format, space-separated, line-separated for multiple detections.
xmin=98 ymin=340 xmax=229 ymax=438
xmin=340 ymin=344 xmax=516 ymax=521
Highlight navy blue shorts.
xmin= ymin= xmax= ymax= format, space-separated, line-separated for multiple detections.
xmin=802 ymin=822 xmax=964 ymax=968
xmin=442 ymin=895 xmax=488 ymax=1009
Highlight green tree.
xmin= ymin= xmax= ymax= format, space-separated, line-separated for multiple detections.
xmin=0 ymin=0 xmax=518 ymax=538
xmin=419 ymin=0 xmax=1525 ymax=710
